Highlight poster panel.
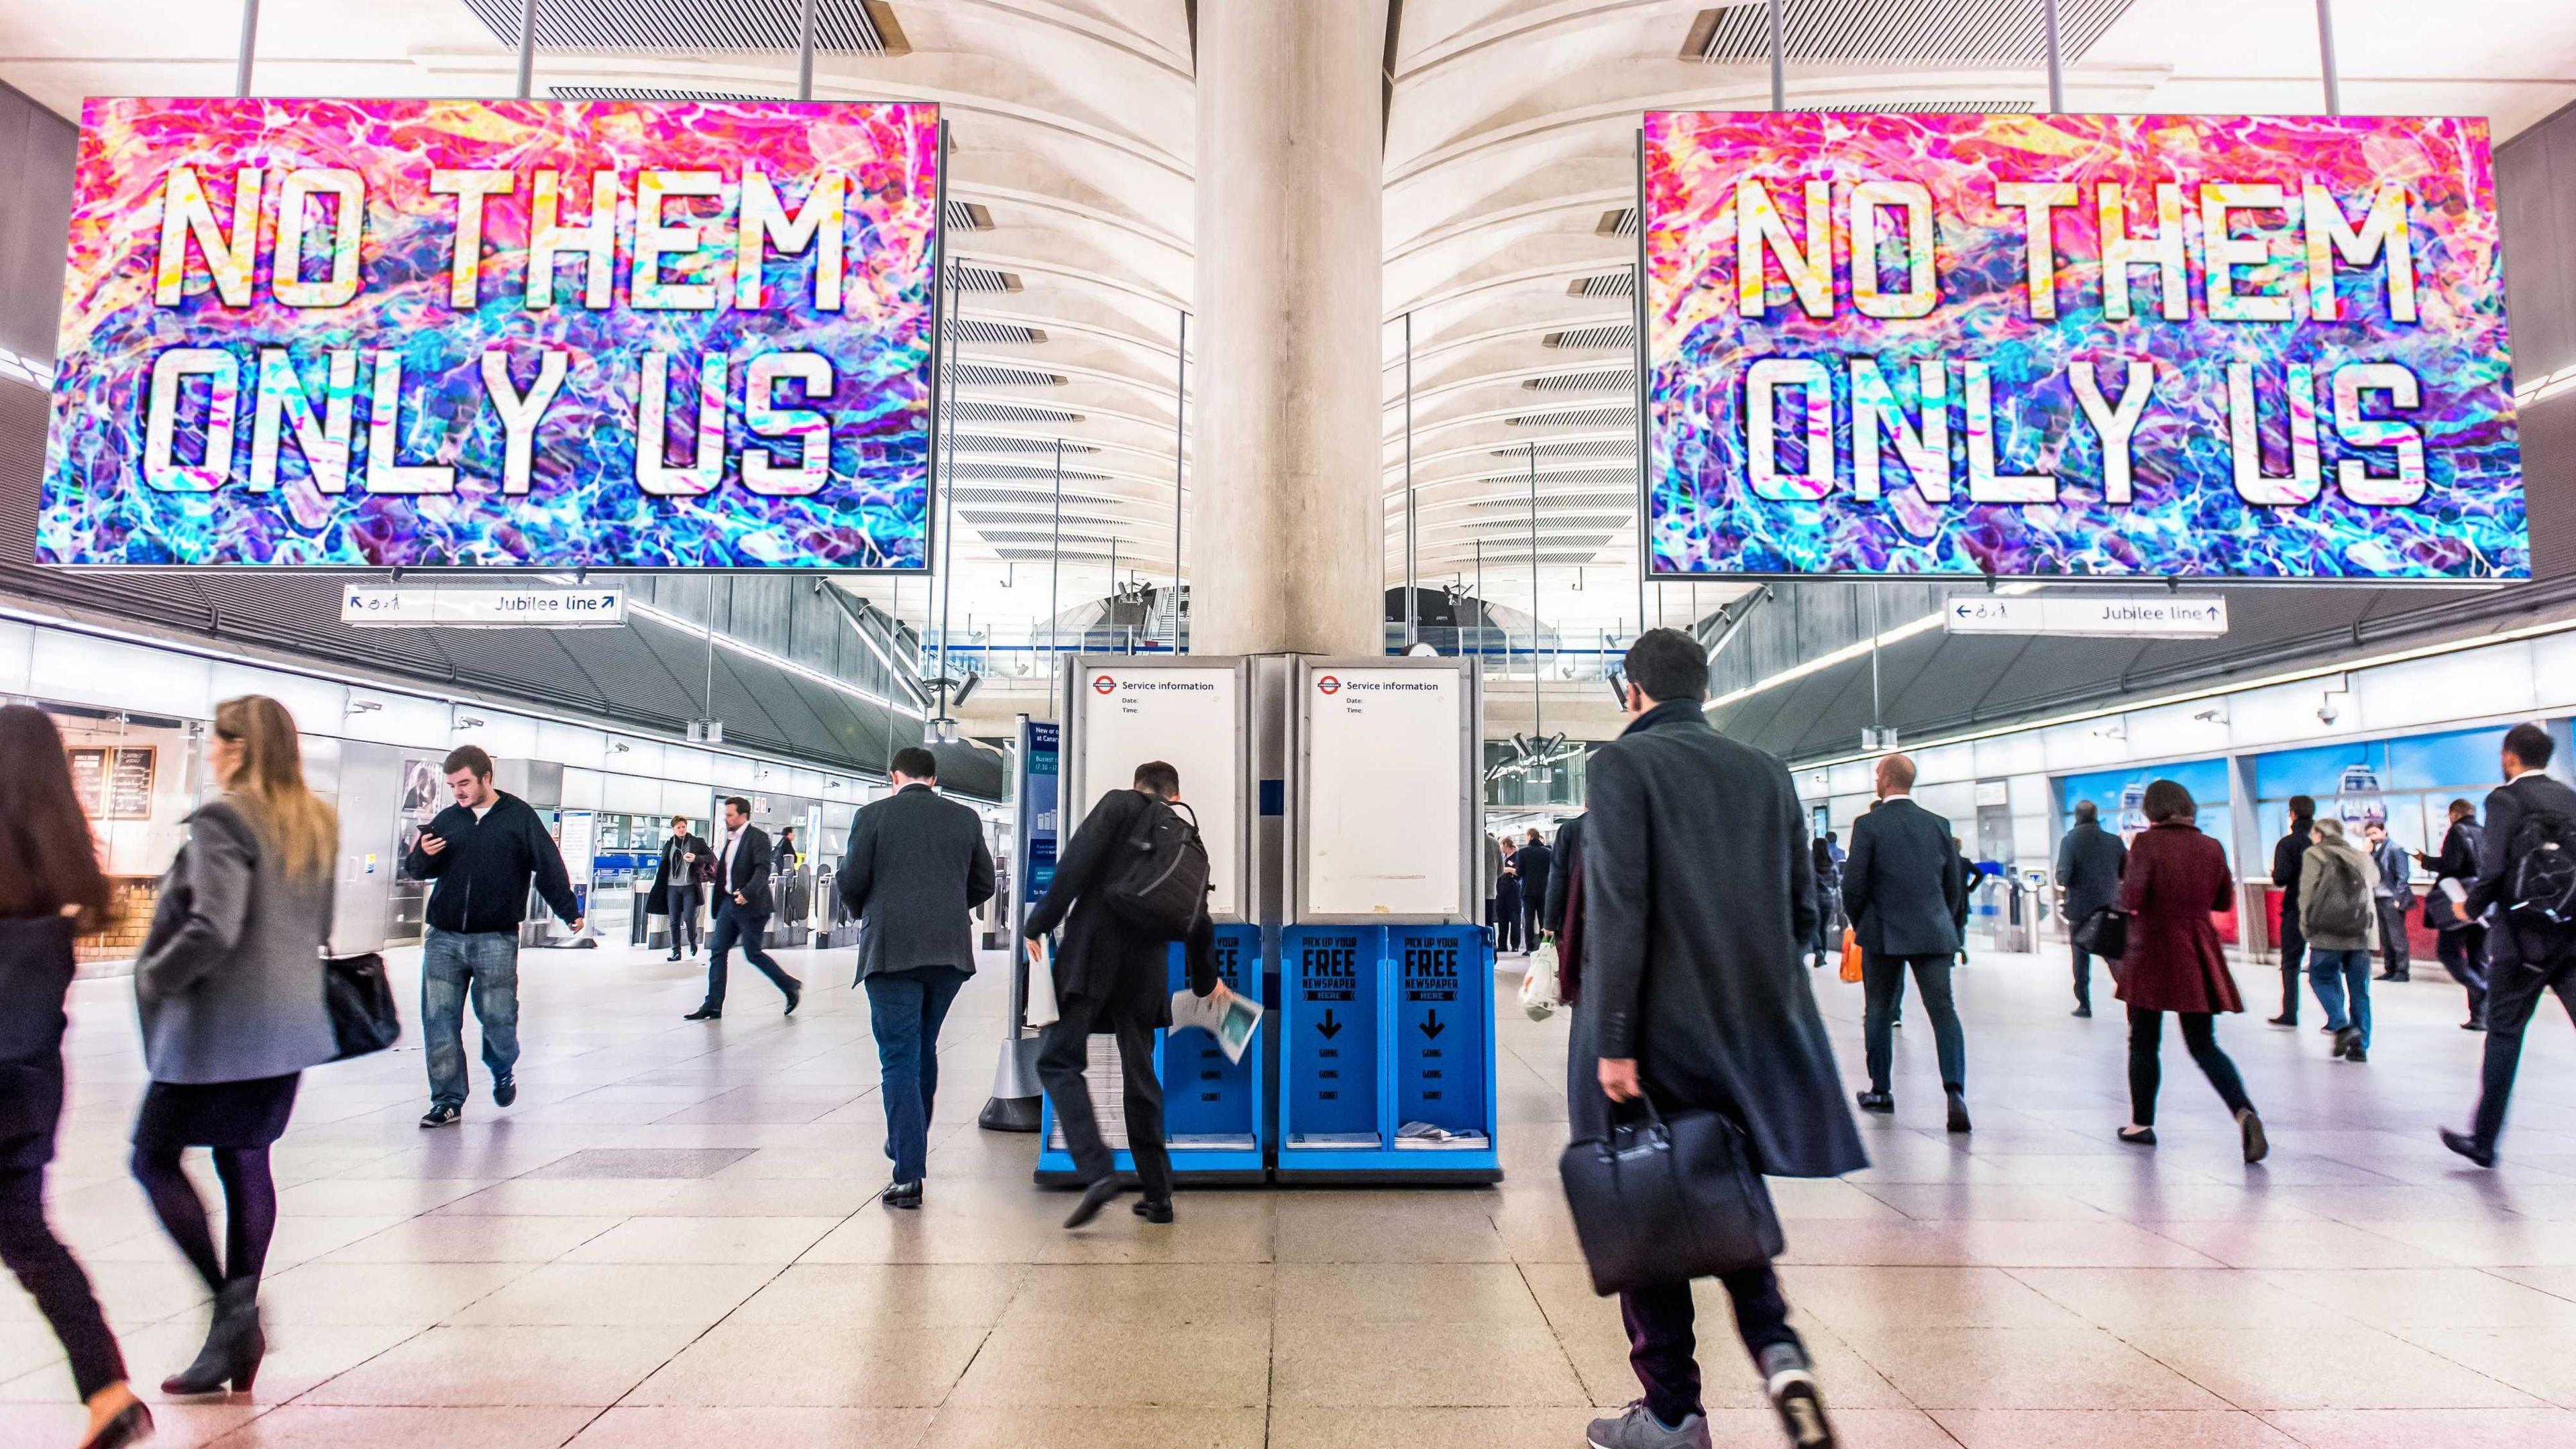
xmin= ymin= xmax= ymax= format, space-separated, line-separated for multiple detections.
xmin=1299 ymin=661 xmax=1471 ymax=920
xmin=42 ymin=96 xmax=939 ymax=569
xmin=1072 ymin=661 xmax=1244 ymax=920
xmin=1644 ymin=111 xmax=2523 ymax=581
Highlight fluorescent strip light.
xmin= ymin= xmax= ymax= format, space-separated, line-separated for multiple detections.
xmin=1705 ymin=581 xmax=2043 ymax=712
xmin=629 ymin=600 xmax=926 ymax=718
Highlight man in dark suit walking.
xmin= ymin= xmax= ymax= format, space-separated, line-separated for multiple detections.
xmin=2444 ymin=724 xmax=2576 ymax=1167
xmin=1024 ymin=761 xmax=1223 ymax=1230
xmin=1513 ymin=828 xmax=1554 ymax=948
xmin=2269 ymin=798 xmax=2317 ymax=1026
xmin=2057 ymin=800 xmax=2129 ymax=1018
xmin=1580 ymin=628 xmax=1864 ymax=1449
xmin=686 ymin=796 xmax=802 ymax=1020
xmin=1843 ymin=753 xmax=1972 ymax=1132
xmin=649 ymin=814 xmax=709 ymax=961
xmin=839 ymin=747 xmax=996 ymax=1208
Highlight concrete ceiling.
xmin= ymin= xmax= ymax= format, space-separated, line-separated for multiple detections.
xmin=4 ymin=0 xmax=2574 ymax=651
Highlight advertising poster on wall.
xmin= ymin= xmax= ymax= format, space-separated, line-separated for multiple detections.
xmin=40 ymin=96 xmax=941 ymax=570
xmin=1644 ymin=111 xmax=2524 ymax=582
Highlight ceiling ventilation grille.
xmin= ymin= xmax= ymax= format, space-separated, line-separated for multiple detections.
xmin=1598 ymin=207 xmax=1639 ymax=237
xmin=1493 ymin=439 xmax=1631 ymax=458
xmin=996 ymin=546 xmax=1113 ymax=561
xmin=1684 ymin=0 xmax=2139 ymax=65
xmin=953 ymin=364 xmax=1065 ymax=387
xmin=949 ymin=319 xmax=1047 ymax=345
xmin=1821 ymin=99 xmax=2038 ymax=113
xmin=1505 ymin=406 xmax=1634 ymax=428
xmin=961 ymin=510 xmax=1126 ymax=528
xmin=1469 ymin=488 xmax=1635 ymax=507
xmin=1544 ymin=325 xmax=1636 ymax=350
xmin=945 ymin=200 xmax=994 ymax=231
xmin=1566 ymin=272 xmax=1636 ymax=298
xmin=949 ymin=264 xmax=1023 ymax=294
xmin=954 ymin=434 xmax=1093 ymax=455
xmin=550 ymin=86 xmax=773 ymax=101
xmin=1523 ymin=372 xmax=1636 ymax=393
xmin=1464 ymin=517 xmax=1633 ymax=533
xmin=463 ymin=0 xmax=906 ymax=52
xmin=949 ymin=462 xmax=1108 ymax=481
xmin=979 ymin=530 xmax=1116 ymax=545
xmin=951 ymin=486 xmax=1117 ymax=506
xmin=951 ymin=401 xmax=1080 ymax=423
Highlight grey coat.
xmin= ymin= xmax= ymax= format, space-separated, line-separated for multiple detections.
xmin=134 ymin=799 xmax=338 ymax=1085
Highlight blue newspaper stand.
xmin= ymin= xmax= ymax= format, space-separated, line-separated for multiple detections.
xmin=1277 ymin=922 xmax=1498 ymax=1182
xmin=1034 ymin=922 xmax=1269 ymax=1185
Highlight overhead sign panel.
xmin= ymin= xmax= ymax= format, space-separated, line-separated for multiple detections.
xmin=40 ymin=96 xmax=941 ymax=570
xmin=1644 ymin=111 xmax=2524 ymax=582
xmin=1943 ymin=595 xmax=2229 ymax=638
xmin=341 ymin=583 xmax=627 ymax=627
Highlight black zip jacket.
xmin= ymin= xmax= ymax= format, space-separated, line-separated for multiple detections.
xmin=405 ymin=791 xmax=580 ymax=934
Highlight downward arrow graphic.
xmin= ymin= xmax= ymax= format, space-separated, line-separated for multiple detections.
xmin=1419 ymin=1010 xmax=1446 ymax=1040
xmin=1317 ymin=1010 xmax=1342 ymax=1040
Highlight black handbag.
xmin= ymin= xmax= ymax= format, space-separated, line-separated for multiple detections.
xmin=1558 ymin=1097 xmax=1782 ymax=1296
xmin=324 ymin=953 xmax=401 ymax=1061
xmin=2073 ymin=904 xmax=2131 ymax=961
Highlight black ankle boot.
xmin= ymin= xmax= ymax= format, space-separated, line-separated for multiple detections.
xmin=163 ymin=1277 xmax=263 ymax=1396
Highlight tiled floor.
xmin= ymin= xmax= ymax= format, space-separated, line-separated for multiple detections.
xmin=13 ymin=937 xmax=2576 ymax=1447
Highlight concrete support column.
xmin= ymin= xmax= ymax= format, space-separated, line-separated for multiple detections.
xmin=1188 ymin=0 xmax=1385 ymax=656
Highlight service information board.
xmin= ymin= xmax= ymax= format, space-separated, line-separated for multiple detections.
xmin=1644 ymin=111 xmax=2524 ymax=582
xmin=1299 ymin=662 xmax=1469 ymax=920
xmin=40 ymin=97 xmax=940 ymax=570
xmin=1074 ymin=662 xmax=1243 ymax=920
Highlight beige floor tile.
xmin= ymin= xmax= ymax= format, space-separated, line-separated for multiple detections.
xmin=441 ymin=1262 xmax=775 ymax=1328
xmin=2149 ymin=1220 xmax=2456 ymax=1270
xmin=1270 ymin=1318 xmax=1585 ymax=1407
xmin=1273 ymin=1194 xmax=1511 ymax=1263
xmin=2259 ymin=1407 xmax=2576 ymax=1448
xmin=2396 ymin=1328 xmax=2576 ymax=1407
xmin=570 ymin=1405 xmax=934 ymax=1448
xmin=429 ymin=1180 xmax=688 ymax=1217
xmin=1782 ymin=1265 xmax=2086 ymax=1331
xmin=949 ymin=1320 xmax=1269 ymax=1407
xmin=727 ymin=1263 xmax=1024 ymax=1328
xmin=295 ymin=1324 xmax=698 ymax=1407
xmin=998 ymin=1263 xmax=1273 ymax=1327
xmin=1273 ymin=1262 xmax=1540 ymax=1324
xmin=203 ymin=1405 xmax=600 ymax=1448
xmin=644 ymin=1178 xmax=889 ymax=1218
xmin=2126 ymin=1326 xmax=2540 ymax=1410
xmin=256 ymin=1260 xmax=531 ymax=1328
xmin=2006 ymin=1267 xmax=2354 ymax=1332
xmin=920 ymin=1405 xmax=1265 ymax=1448
xmin=623 ymin=1322 xmax=987 ymax=1407
xmin=1703 ymin=1407 xmax=1960 ymax=1448
xmin=40 ymin=1320 xmax=424 ymax=1407
xmin=1836 ymin=1324 xmax=2229 ymax=1410
xmin=1931 ymin=1408 xmax=2301 ymax=1447
xmin=1267 ymin=1405 xmax=1601 ymax=1449
xmin=2256 ymin=1267 xmax=2576 ymax=1330
xmin=1858 ymin=1183 xmax=2107 ymax=1221
xmin=270 ymin=1179 xmax=492 ymax=1216
xmin=557 ymin=1214 xmax=841 ymax=1265
xmin=320 ymin=1216 xmax=622 ymax=1265
xmin=0 ymin=1399 xmax=258 ymax=1448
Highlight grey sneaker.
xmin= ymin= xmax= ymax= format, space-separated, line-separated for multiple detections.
xmin=1586 ymin=1401 xmax=1711 ymax=1449
xmin=1759 ymin=1343 xmax=1839 ymax=1449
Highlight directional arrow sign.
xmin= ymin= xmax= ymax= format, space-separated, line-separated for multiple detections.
xmin=1317 ymin=1010 xmax=1342 ymax=1040
xmin=1944 ymin=596 xmax=2227 ymax=639
xmin=1418 ymin=1010 xmax=1446 ymax=1040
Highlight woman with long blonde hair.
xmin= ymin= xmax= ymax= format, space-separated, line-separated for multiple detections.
xmin=130 ymin=696 xmax=339 ymax=1398
xmin=0 ymin=706 xmax=152 ymax=1448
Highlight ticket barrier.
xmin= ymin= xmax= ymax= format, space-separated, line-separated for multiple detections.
xmin=1034 ymin=922 xmax=1269 ymax=1186
xmin=1275 ymin=923 xmax=1499 ymax=1183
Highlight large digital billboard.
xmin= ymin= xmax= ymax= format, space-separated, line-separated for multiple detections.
xmin=40 ymin=97 xmax=940 ymax=570
xmin=1644 ymin=111 xmax=2524 ymax=582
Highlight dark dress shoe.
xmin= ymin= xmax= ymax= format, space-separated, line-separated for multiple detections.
xmin=163 ymin=1279 xmax=262 ymax=1396
xmin=784 ymin=980 xmax=804 ymax=1016
xmin=684 ymin=1006 xmax=722 ymax=1021
xmin=2267 ymin=1014 xmax=2298 ymax=1028
xmin=1132 ymin=1197 xmax=1175 ymax=1224
xmin=1945 ymin=1089 xmax=1973 ymax=1134
xmin=2072 ymin=1006 xmax=2093 ymax=1018
xmin=1855 ymin=1090 xmax=1894 ymax=1115
xmin=881 ymin=1181 xmax=922 ymax=1210
xmin=80 ymin=1399 xmax=153 ymax=1449
xmin=2118 ymin=1126 xmax=2158 ymax=1146
xmin=665 ymin=951 xmax=682 ymax=962
xmin=1063 ymin=1176 xmax=1130 ymax=1228
xmin=2440 ymin=1128 xmax=2496 ymax=1168
xmin=2238 ymin=1110 xmax=2270 ymax=1165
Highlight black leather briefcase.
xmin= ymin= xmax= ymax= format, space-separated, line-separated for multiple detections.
xmin=1559 ymin=1098 xmax=1782 ymax=1297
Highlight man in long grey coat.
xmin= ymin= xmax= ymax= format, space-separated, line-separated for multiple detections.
xmin=1580 ymin=628 xmax=1866 ymax=1449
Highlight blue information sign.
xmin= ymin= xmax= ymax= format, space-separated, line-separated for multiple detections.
xmin=1396 ymin=928 xmax=1485 ymax=1136
xmin=1018 ymin=720 xmax=1059 ymax=902
xmin=1285 ymin=928 xmax=1378 ymax=1142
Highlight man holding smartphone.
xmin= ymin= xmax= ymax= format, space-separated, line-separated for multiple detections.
xmin=406 ymin=746 xmax=582 ymax=1128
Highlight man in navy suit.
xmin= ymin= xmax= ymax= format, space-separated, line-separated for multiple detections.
xmin=1843 ymin=753 xmax=1971 ymax=1132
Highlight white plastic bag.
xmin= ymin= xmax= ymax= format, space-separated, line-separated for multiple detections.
xmin=1519 ymin=938 xmax=1561 ymax=1022
xmin=1024 ymin=937 xmax=1061 ymax=1028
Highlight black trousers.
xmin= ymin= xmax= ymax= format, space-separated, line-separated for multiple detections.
xmin=1037 ymin=991 xmax=1173 ymax=1201
xmin=2071 ymin=941 xmax=2097 ymax=1011
xmin=0 ymin=1165 xmax=124 ymax=1401
xmin=702 ymin=900 xmax=798 ymax=1010
xmin=663 ymin=883 xmax=703 ymax=955
xmin=2438 ymin=924 xmax=2491 ymax=1026
xmin=1862 ymin=953 xmax=1966 ymax=1093
xmin=1622 ymin=1266 xmax=1802 ymax=1426
xmin=2277 ymin=930 xmax=2306 ymax=1021
xmin=1522 ymin=894 xmax=1551 ymax=949
xmin=2126 ymin=1008 xmax=2253 ymax=1127
xmin=2468 ymin=951 xmax=2576 ymax=1152
xmin=2375 ymin=900 xmax=2412 ymax=978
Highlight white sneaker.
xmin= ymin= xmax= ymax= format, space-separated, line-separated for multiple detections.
xmin=1586 ymin=1401 xmax=1711 ymax=1449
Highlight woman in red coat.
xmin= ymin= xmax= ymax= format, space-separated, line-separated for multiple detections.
xmin=2114 ymin=780 xmax=2269 ymax=1163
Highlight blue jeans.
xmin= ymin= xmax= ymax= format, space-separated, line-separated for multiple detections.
xmin=422 ymin=927 xmax=520 ymax=1110
xmin=702 ymin=900 xmax=799 ymax=1010
xmin=863 ymin=967 xmax=970 ymax=1183
xmin=2308 ymin=947 xmax=2373 ymax=1048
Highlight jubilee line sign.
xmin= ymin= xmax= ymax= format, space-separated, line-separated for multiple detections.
xmin=1944 ymin=596 xmax=2230 ymax=639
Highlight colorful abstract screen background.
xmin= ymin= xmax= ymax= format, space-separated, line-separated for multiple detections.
xmin=1643 ymin=111 xmax=2524 ymax=581
xmin=41 ymin=96 xmax=940 ymax=569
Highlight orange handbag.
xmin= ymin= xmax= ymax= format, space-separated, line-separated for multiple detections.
xmin=1838 ymin=927 xmax=1864 ymax=983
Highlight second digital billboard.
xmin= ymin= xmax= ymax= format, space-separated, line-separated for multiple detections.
xmin=1644 ymin=110 xmax=2524 ymax=582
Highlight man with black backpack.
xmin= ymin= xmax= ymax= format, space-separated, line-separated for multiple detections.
xmin=1024 ymin=760 xmax=1225 ymax=1228
xmin=2443 ymin=724 xmax=2576 ymax=1167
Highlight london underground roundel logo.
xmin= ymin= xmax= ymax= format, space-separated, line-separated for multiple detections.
xmin=1092 ymin=674 xmax=1116 ymax=694
xmin=1317 ymin=675 xmax=1341 ymax=696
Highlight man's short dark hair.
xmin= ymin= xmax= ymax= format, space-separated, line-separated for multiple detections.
xmin=890 ymin=746 xmax=938 ymax=780
xmin=2074 ymin=800 xmax=2099 ymax=824
xmin=1621 ymin=627 xmax=1708 ymax=704
xmin=671 ymin=813 xmax=688 ymax=827
xmin=1133 ymin=760 xmax=1180 ymax=798
xmin=724 ymin=795 xmax=751 ymax=816
xmin=2450 ymin=797 xmax=2477 ymax=822
xmin=2143 ymin=779 xmax=2196 ymax=823
xmin=2288 ymin=794 xmax=2315 ymax=820
xmin=443 ymin=745 xmax=494 ymax=778
xmin=2504 ymin=722 xmax=2555 ymax=770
